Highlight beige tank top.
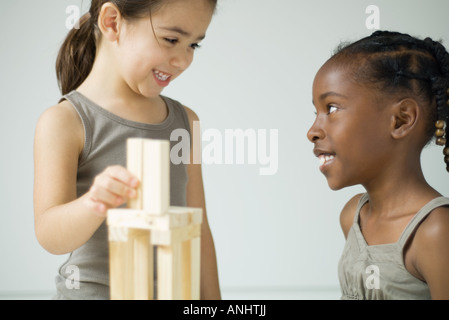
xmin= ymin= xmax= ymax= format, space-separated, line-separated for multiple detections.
xmin=54 ymin=91 xmax=191 ymax=299
xmin=338 ymin=193 xmax=449 ymax=300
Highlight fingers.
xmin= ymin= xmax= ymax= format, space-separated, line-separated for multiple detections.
xmin=104 ymin=166 xmax=140 ymax=189
xmin=84 ymin=196 xmax=108 ymax=218
xmin=86 ymin=166 xmax=140 ymax=216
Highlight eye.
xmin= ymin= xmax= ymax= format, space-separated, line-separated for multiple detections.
xmin=164 ymin=38 xmax=178 ymax=45
xmin=327 ymin=105 xmax=338 ymax=114
xmin=190 ymin=43 xmax=201 ymax=50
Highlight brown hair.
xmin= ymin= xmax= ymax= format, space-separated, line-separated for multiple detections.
xmin=56 ymin=0 xmax=217 ymax=96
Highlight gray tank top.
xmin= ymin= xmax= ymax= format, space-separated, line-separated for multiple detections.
xmin=54 ymin=91 xmax=190 ymax=300
xmin=338 ymin=193 xmax=449 ymax=300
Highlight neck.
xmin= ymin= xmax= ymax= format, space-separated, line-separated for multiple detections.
xmin=362 ymin=152 xmax=440 ymax=217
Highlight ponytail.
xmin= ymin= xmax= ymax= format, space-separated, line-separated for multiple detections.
xmin=56 ymin=13 xmax=97 ymax=96
xmin=55 ymin=0 xmax=218 ymax=96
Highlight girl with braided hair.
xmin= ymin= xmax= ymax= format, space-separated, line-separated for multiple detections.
xmin=308 ymin=31 xmax=449 ymax=299
xmin=34 ymin=0 xmax=220 ymax=299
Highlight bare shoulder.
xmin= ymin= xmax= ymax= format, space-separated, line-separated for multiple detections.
xmin=35 ymin=100 xmax=84 ymax=154
xmin=183 ymin=105 xmax=200 ymax=123
xmin=340 ymin=193 xmax=365 ymax=239
xmin=412 ymin=204 xmax=449 ymax=298
xmin=182 ymin=105 xmax=200 ymax=161
xmin=415 ymin=205 xmax=449 ymax=245
xmin=37 ymin=100 xmax=82 ymax=130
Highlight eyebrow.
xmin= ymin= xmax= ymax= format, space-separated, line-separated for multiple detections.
xmin=312 ymin=91 xmax=348 ymax=106
xmin=319 ymin=91 xmax=348 ymax=101
xmin=159 ymin=26 xmax=206 ymax=41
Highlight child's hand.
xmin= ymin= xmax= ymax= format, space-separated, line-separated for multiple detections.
xmin=84 ymin=166 xmax=140 ymax=217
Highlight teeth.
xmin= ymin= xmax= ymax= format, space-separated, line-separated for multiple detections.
xmin=319 ymin=156 xmax=326 ymax=166
xmin=318 ymin=154 xmax=335 ymax=166
xmin=154 ymin=70 xmax=170 ymax=81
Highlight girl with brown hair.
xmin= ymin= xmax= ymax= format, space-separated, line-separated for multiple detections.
xmin=34 ymin=0 xmax=220 ymax=300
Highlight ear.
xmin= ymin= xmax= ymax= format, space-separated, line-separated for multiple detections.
xmin=97 ymin=3 xmax=122 ymax=42
xmin=390 ymin=98 xmax=420 ymax=140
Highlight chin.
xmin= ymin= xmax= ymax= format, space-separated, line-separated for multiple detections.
xmin=328 ymin=183 xmax=345 ymax=191
xmin=326 ymin=177 xmax=350 ymax=191
xmin=137 ymin=86 xmax=164 ymax=99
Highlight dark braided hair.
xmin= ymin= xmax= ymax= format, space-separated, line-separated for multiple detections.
xmin=330 ymin=31 xmax=449 ymax=172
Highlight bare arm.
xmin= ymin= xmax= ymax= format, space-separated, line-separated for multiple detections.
xmin=33 ymin=102 xmax=138 ymax=255
xmin=413 ymin=206 xmax=449 ymax=300
xmin=184 ymin=106 xmax=221 ymax=300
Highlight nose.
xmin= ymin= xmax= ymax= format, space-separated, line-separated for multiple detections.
xmin=170 ymin=48 xmax=194 ymax=71
xmin=307 ymin=118 xmax=325 ymax=143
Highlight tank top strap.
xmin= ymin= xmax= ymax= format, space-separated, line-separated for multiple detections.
xmin=353 ymin=193 xmax=370 ymax=224
xmin=63 ymin=91 xmax=93 ymax=164
xmin=398 ymin=197 xmax=449 ymax=248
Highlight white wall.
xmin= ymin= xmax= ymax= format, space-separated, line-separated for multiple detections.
xmin=1 ymin=0 xmax=448 ymax=299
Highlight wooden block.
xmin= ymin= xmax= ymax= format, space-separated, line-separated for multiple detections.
xmin=108 ymin=224 xmax=129 ymax=242
xmin=151 ymin=224 xmax=201 ymax=246
xmin=157 ymin=243 xmax=182 ymax=300
xmin=109 ymin=227 xmax=134 ymax=300
xmin=127 ymin=138 xmax=144 ymax=210
xmin=126 ymin=138 xmax=170 ymax=214
xmin=181 ymin=238 xmax=201 ymax=300
xmin=181 ymin=240 xmax=192 ymax=299
xmin=108 ymin=138 xmax=202 ymax=301
xmin=132 ymin=229 xmax=154 ymax=300
xmin=190 ymin=237 xmax=201 ymax=300
xmin=142 ymin=139 xmax=170 ymax=214
xmin=123 ymin=234 xmax=135 ymax=300
xmin=170 ymin=207 xmax=203 ymax=225
xmin=107 ymin=208 xmax=196 ymax=231
xmin=109 ymin=240 xmax=125 ymax=300
xmin=109 ymin=228 xmax=155 ymax=300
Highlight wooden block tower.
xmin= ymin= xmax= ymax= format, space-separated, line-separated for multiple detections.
xmin=107 ymin=138 xmax=202 ymax=300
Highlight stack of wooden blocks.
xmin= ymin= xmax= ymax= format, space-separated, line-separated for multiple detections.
xmin=107 ymin=138 xmax=202 ymax=300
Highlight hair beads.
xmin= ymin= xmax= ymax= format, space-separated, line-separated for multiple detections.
xmin=443 ymin=89 xmax=449 ymax=171
xmin=435 ymin=120 xmax=446 ymax=146
xmin=435 ymin=102 xmax=448 ymax=172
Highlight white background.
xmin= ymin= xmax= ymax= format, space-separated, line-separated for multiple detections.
xmin=0 ymin=0 xmax=448 ymax=299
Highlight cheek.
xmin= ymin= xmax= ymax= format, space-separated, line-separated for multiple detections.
xmin=332 ymin=122 xmax=374 ymax=162
xmin=119 ymin=53 xmax=158 ymax=85
xmin=119 ymin=38 xmax=162 ymax=75
xmin=337 ymin=122 xmax=391 ymax=172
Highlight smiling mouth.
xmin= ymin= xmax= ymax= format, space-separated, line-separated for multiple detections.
xmin=153 ymin=70 xmax=172 ymax=82
xmin=318 ymin=153 xmax=335 ymax=167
